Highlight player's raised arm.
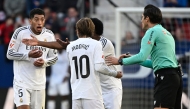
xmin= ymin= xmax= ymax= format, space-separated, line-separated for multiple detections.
xmin=22 ymin=35 xmax=70 ymax=49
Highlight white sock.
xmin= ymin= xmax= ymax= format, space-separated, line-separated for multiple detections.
xmin=61 ymin=100 xmax=69 ymax=109
xmin=47 ymin=100 xmax=55 ymax=109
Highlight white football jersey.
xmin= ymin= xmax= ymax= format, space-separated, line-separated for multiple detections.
xmin=66 ymin=38 xmax=104 ymax=100
xmin=7 ymin=26 xmax=58 ymax=90
xmin=99 ymin=36 xmax=122 ymax=92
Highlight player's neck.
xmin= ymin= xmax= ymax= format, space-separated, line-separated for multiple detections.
xmin=93 ymin=34 xmax=101 ymax=41
xmin=148 ymin=23 xmax=158 ymax=29
xmin=79 ymin=35 xmax=87 ymax=38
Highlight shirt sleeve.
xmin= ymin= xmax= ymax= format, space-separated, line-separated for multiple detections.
xmin=122 ymin=29 xmax=156 ymax=65
xmin=95 ymin=63 xmax=117 ymax=77
xmin=94 ymin=42 xmax=117 ymax=76
xmin=42 ymin=36 xmax=58 ymax=67
xmin=140 ymin=59 xmax=153 ymax=68
xmin=7 ymin=28 xmax=30 ymax=61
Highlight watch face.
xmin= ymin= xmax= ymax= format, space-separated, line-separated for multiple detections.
xmin=119 ymin=59 xmax=123 ymax=65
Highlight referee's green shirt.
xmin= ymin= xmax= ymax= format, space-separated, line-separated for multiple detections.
xmin=122 ymin=24 xmax=178 ymax=72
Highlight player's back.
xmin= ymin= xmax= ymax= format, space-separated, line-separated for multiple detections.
xmin=99 ymin=36 xmax=122 ymax=92
xmin=66 ymin=38 xmax=104 ymax=100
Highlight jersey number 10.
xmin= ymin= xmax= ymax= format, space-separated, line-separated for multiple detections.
xmin=72 ymin=55 xmax=90 ymax=79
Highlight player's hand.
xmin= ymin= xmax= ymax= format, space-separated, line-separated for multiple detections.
xmin=115 ymin=71 xmax=123 ymax=78
xmin=28 ymin=49 xmax=43 ymax=58
xmin=105 ymin=56 xmax=119 ymax=66
xmin=119 ymin=53 xmax=131 ymax=60
xmin=56 ymin=38 xmax=70 ymax=49
xmin=33 ymin=58 xmax=44 ymax=67
xmin=22 ymin=35 xmax=39 ymax=46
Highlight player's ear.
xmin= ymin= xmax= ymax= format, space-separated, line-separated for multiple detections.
xmin=29 ymin=18 xmax=32 ymax=25
xmin=145 ymin=16 xmax=150 ymax=22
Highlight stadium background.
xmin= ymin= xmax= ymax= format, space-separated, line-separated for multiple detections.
xmin=0 ymin=0 xmax=190 ymax=109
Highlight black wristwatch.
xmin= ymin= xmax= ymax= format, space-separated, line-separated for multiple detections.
xmin=118 ymin=58 xmax=123 ymax=65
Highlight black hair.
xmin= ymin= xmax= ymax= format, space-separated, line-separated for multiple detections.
xmin=143 ymin=4 xmax=162 ymax=24
xmin=90 ymin=18 xmax=103 ymax=35
xmin=29 ymin=8 xmax=45 ymax=19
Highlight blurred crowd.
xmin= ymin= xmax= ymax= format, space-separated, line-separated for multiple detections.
xmin=0 ymin=0 xmax=99 ymax=47
xmin=0 ymin=0 xmax=98 ymax=109
xmin=146 ymin=0 xmax=190 ymax=7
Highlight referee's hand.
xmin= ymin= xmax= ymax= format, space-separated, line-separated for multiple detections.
xmin=119 ymin=52 xmax=131 ymax=60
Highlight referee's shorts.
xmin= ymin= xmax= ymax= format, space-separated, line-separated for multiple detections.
xmin=154 ymin=67 xmax=183 ymax=109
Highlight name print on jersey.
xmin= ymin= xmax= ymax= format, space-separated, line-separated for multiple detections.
xmin=26 ymin=45 xmax=47 ymax=52
xmin=72 ymin=44 xmax=89 ymax=51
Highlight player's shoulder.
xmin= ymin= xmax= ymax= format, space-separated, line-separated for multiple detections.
xmin=44 ymin=28 xmax=54 ymax=35
xmin=99 ymin=36 xmax=113 ymax=48
xmin=15 ymin=26 xmax=29 ymax=33
xmin=90 ymin=38 xmax=100 ymax=43
xmin=147 ymin=24 xmax=163 ymax=33
xmin=13 ymin=26 xmax=29 ymax=39
xmin=89 ymin=38 xmax=102 ymax=47
xmin=66 ymin=40 xmax=76 ymax=50
xmin=42 ymin=28 xmax=55 ymax=40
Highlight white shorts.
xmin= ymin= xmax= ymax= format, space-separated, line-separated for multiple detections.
xmin=103 ymin=88 xmax=122 ymax=109
xmin=72 ymin=99 xmax=104 ymax=109
xmin=13 ymin=84 xmax=45 ymax=108
xmin=48 ymin=81 xmax=70 ymax=96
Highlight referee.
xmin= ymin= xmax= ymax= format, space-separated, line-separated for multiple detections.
xmin=106 ymin=4 xmax=183 ymax=109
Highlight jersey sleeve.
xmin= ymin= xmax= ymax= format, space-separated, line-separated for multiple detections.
xmin=103 ymin=40 xmax=115 ymax=57
xmin=7 ymin=28 xmax=30 ymax=61
xmin=122 ymin=29 xmax=157 ymax=65
xmin=93 ymin=42 xmax=104 ymax=64
xmin=94 ymin=63 xmax=117 ymax=77
xmin=42 ymin=35 xmax=58 ymax=67
xmin=94 ymin=41 xmax=118 ymax=77
xmin=140 ymin=59 xmax=153 ymax=68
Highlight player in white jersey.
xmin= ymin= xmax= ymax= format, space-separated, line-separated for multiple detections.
xmin=47 ymin=34 xmax=70 ymax=109
xmin=90 ymin=18 xmax=122 ymax=109
xmin=22 ymin=17 xmax=123 ymax=108
xmin=67 ymin=17 xmax=122 ymax=109
xmin=6 ymin=8 xmax=57 ymax=109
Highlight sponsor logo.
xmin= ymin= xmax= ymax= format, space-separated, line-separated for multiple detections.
xmin=26 ymin=46 xmax=47 ymax=52
xmin=162 ymin=30 xmax=167 ymax=34
xmin=10 ymin=43 xmax=14 ymax=48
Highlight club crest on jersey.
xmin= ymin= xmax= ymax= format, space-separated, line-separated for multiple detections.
xmin=147 ymin=41 xmax=151 ymax=44
xmin=44 ymin=39 xmax=47 ymax=42
xmin=20 ymin=98 xmax=23 ymax=102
